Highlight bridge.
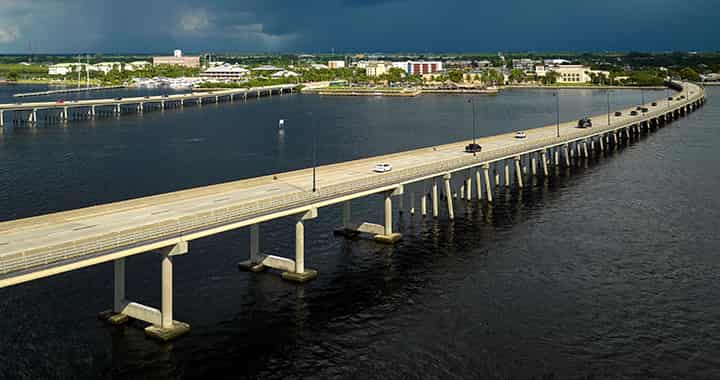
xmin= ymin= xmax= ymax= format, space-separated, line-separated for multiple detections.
xmin=0 ymin=81 xmax=706 ymax=341
xmin=0 ymin=84 xmax=297 ymax=127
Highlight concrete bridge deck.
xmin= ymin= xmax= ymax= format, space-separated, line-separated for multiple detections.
xmin=0 ymin=81 xmax=706 ymax=340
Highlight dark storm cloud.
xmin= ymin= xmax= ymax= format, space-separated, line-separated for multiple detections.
xmin=0 ymin=0 xmax=717 ymax=53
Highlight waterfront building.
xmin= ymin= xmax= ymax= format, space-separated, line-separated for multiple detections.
xmin=95 ymin=62 xmax=124 ymax=74
xmin=152 ymin=49 xmax=201 ymax=68
xmin=199 ymin=64 xmax=250 ymax=81
xmin=328 ymin=60 xmax=346 ymax=69
xmin=365 ymin=62 xmax=394 ymax=77
xmin=392 ymin=61 xmax=442 ymax=75
xmin=548 ymin=65 xmax=610 ymax=83
xmin=48 ymin=63 xmax=98 ymax=76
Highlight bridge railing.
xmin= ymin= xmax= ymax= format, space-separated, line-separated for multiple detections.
xmin=0 ymin=84 xmax=703 ymax=277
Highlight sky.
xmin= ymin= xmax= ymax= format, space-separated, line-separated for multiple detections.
xmin=0 ymin=0 xmax=718 ymax=54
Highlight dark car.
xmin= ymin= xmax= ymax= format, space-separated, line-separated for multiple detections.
xmin=144 ymin=96 xmax=151 ymax=99
xmin=614 ymin=111 xmax=622 ymax=116
xmin=464 ymin=143 xmax=482 ymax=153
xmin=651 ymin=102 xmax=657 ymax=106
xmin=636 ymin=106 xmax=643 ymax=110
xmin=680 ymin=95 xmax=685 ymax=99
xmin=56 ymin=99 xmax=65 ymax=104
xmin=641 ymin=107 xmax=649 ymax=113
xmin=161 ymin=94 xmax=169 ymax=98
xmin=577 ymin=117 xmax=592 ymax=128
xmin=630 ymin=110 xmax=638 ymax=116
xmin=114 ymin=97 xmax=123 ymax=100
xmin=668 ymin=97 xmax=674 ymax=101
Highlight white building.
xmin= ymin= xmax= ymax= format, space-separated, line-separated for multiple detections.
xmin=200 ymin=64 xmax=250 ymax=81
xmin=271 ymin=70 xmax=300 ymax=78
xmin=95 ymin=62 xmax=123 ymax=74
xmin=48 ymin=63 xmax=98 ymax=76
xmin=328 ymin=60 xmax=346 ymax=69
xmin=251 ymin=65 xmax=282 ymax=72
xmin=548 ymin=65 xmax=610 ymax=83
xmin=391 ymin=61 xmax=442 ymax=75
xmin=365 ymin=62 xmax=394 ymax=77
xmin=311 ymin=63 xmax=329 ymax=70
xmin=124 ymin=61 xmax=151 ymax=71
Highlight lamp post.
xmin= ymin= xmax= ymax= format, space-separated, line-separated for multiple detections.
xmin=554 ymin=90 xmax=560 ymax=138
xmin=641 ymin=87 xmax=645 ymax=106
xmin=607 ymin=90 xmax=611 ymax=127
xmin=468 ymin=98 xmax=477 ymax=145
xmin=307 ymin=112 xmax=317 ymax=192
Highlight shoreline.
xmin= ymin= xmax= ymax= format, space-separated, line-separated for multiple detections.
xmin=501 ymin=84 xmax=667 ymax=90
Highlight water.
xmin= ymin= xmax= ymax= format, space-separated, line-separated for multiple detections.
xmin=0 ymin=84 xmax=718 ymax=379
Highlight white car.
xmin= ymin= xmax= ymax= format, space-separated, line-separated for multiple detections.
xmin=374 ymin=163 xmax=392 ymax=173
xmin=515 ymin=131 xmax=527 ymax=139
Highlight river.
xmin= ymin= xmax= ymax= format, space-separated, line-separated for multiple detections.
xmin=0 ymin=84 xmax=717 ymax=379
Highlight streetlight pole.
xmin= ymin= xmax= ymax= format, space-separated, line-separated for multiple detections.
xmin=607 ymin=90 xmax=611 ymax=127
xmin=307 ymin=112 xmax=317 ymax=192
xmin=641 ymin=87 xmax=645 ymax=106
xmin=468 ymin=98 xmax=476 ymax=144
xmin=555 ymin=90 xmax=560 ymax=138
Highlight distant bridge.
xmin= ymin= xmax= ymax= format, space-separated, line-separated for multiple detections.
xmin=0 ymin=84 xmax=297 ymax=127
xmin=0 ymin=81 xmax=705 ymax=341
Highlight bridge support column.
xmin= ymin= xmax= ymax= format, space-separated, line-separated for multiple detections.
xmin=421 ymin=193 xmax=427 ymax=216
xmin=563 ymin=145 xmax=570 ymax=167
xmin=161 ymin=101 xmax=165 ymax=111
xmin=514 ymin=156 xmax=523 ymax=188
xmin=31 ymin=109 xmax=37 ymax=124
xmin=582 ymin=141 xmax=589 ymax=158
xmin=541 ymin=151 xmax=549 ymax=176
xmin=482 ymin=164 xmax=493 ymax=203
xmin=475 ymin=168 xmax=482 ymax=200
xmin=444 ymin=174 xmax=454 ymax=220
xmin=115 ymin=104 xmax=120 ymax=115
xmin=62 ymin=107 xmax=68 ymax=120
xmin=504 ymin=161 xmax=510 ymax=187
xmin=554 ymin=148 xmax=559 ymax=166
xmin=432 ymin=181 xmax=439 ymax=217
xmin=374 ymin=190 xmax=402 ymax=243
xmin=599 ymin=136 xmax=605 ymax=151
xmin=465 ymin=176 xmax=472 ymax=201
xmin=531 ymin=153 xmax=537 ymax=176
xmin=90 ymin=105 xmax=96 ymax=119
xmin=282 ymin=209 xmax=319 ymax=282
xmin=0 ymin=110 xmax=3 ymax=127
xmin=238 ymin=224 xmax=264 ymax=272
xmin=101 ymin=242 xmax=190 ymax=342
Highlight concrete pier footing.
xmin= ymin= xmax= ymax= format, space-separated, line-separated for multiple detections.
xmin=100 ymin=241 xmax=190 ymax=342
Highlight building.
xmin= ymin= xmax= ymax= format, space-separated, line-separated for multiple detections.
xmin=251 ymin=65 xmax=282 ymax=72
xmin=548 ymin=65 xmax=610 ymax=83
xmin=512 ymin=58 xmax=538 ymax=72
xmin=124 ymin=61 xmax=151 ymax=71
xmin=365 ymin=62 xmax=394 ymax=77
xmin=48 ymin=63 xmax=97 ymax=76
xmin=392 ymin=61 xmax=442 ymax=75
xmin=152 ymin=49 xmax=201 ymax=68
xmin=328 ymin=60 xmax=345 ymax=69
xmin=199 ymin=64 xmax=250 ymax=81
xmin=95 ymin=62 xmax=123 ymax=74
xmin=271 ymin=70 xmax=301 ymax=78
